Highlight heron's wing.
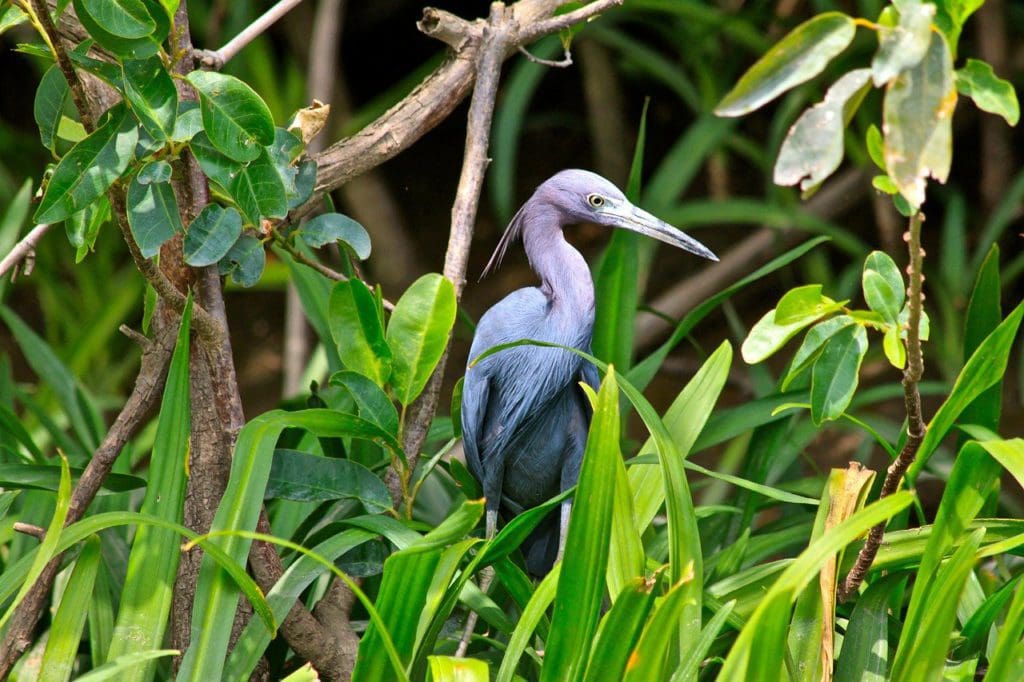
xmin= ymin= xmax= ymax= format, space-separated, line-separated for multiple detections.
xmin=460 ymin=363 xmax=489 ymax=489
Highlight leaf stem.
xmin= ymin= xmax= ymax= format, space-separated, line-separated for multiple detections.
xmin=838 ymin=211 xmax=927 ymax=602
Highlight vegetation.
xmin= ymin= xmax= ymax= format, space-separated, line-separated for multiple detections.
xmin=0 ymin=0 xmax=1021 ymax=680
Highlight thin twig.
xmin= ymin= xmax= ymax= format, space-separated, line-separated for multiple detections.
xmin=273 ymin=233 xmax=396 ymax=311
xmin=28 ymin=0 xmax=95 ymax=130
xmin=838 ymin=212 xmax=927 ymax=602
xmin=194 ymin=0 xmax=304 ymax=69
xmin=517 ymin=0 xmax=622 ymax=43
xmin=0 ymin=223 xmax=51 ymax=278
xmin=518 ymin=44 xmax=572 ymax=67
xmin=13 ymin=523 xmax=46 ymax=540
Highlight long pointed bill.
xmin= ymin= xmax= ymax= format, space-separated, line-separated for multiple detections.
xmin=609 ymin=204 xmax=718 ymax=261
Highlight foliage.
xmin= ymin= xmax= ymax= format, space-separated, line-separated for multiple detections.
xmin=0 ymin=1 xmax=1021 ymax=681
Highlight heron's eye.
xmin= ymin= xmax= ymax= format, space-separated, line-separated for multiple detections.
xmin=587 ymin=194 xmax=605 ymax=208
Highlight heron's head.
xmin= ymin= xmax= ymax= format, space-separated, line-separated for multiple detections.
xmin=539 ymin=169 xmax=718 ymax=262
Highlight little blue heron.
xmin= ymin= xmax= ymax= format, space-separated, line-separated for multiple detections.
xmin=462 ymin=169 xmax=717 ymax=576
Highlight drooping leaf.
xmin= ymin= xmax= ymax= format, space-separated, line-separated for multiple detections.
xmin=227 ymin=148 xmax=288 ymax=224
xmin=328 ymin=371 xmax=399 ymax=435
xmin=328 ymin=279 xmax=392 ymax=386
xmin=218 ymin=233 xmax=265 ymax=287
xmin=35 ymin=106 xmax=138 ymax=224
xmin=122 ymin=55 xmax=177 ymax=140
xmin=386 ymin=274 xmax=457 ymax=406
xmin=782 ymin=315 xmax=857 ymax=389
xmin=73 ymin=0 xmax=167 ymax=59
xmin=265 ymin=449 xmax=391 ymax=512
xmin=127 ymin=175 xmax=183 ymax=258
xmin=870 ymin=0 xmax=935 ymax=86
xmin=810 ymin=324 xmax=868 ymax=424
xmin=715 ymin=12 xmax=856 ymax=116
xmin=299 ymin=213 xmax=371 ymax=259
xmin=34 ymin=65 xmax=70 ymax=152
xmin=883 ymin=30 xmax=956 ymax=208
xmin=187 ymin=70 xmax=275 ymax=162
xmin=955 ymin=58 xmax=1020 ymax=126
xmin=184 ymin=204 xmax=243 ymax=266
xmin=774 ymin=69 xmax=872 ymax=191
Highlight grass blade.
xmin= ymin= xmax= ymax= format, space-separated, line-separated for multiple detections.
xmin=39 ymin=534 xmax=102 ymax=682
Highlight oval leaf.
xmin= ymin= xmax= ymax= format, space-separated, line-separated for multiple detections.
xmin=883 ymin=30 xmax=956 ymax=208
xmin=35 ymin=107 xmax=138 ymax=224
xmin=266 ymin=449 xmax=391 ymax=512
xmin=122 ymin=56 xmax=177 ymax=140
xmin=300 ymin=213 xmax=371 ymax=259
xmin=810 ymin=324 xmax=868 ymax=424
xmin=386 ymin=274 xmax=457 ymax=406
xmin=127 ymin=176 xmax=183 ymax=258
xmin=956 ymin=58 xmax=1020 ymax=126
xmin=716 ymin=12 xmax=856 ymax=116
xmin=218 ymin=233 xmax=265 ymax=287
xmin=73 ymin=0 xmax=166 ymax=59
xmin=227 ymin=148 xmax=288 ymax=224
xmin=82 ymin=0 xmax=155 ymax=38
xmin=184 ymin=204 xmax=243 ymax=266
xmin=189 ymin=131 xmax=239 ymax=190
xmin=187 ymin=70 xmax=275 ymax=162
xmin=34 ymin=65 xmax=69 ymax=152
xmin=328 ymin=280 xmax=392 ymax=386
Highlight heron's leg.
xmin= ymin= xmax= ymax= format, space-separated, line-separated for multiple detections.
xmin=555 ymin=500 xmax=572 ymax=564
xmin=456 ymin=509 xmax=499 ymax=657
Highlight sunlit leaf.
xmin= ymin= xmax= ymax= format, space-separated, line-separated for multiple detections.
xmin=956 ymin=58 xmax=1020 ymax=126
xmin=386 ymin=274 xmax=457 ymax=406
xmin=883 ymin=30 xmax=956 ymax=208
xmin=870 ymin=0 xmax=934 ymax=86
xmin=774 ymin=69 xmax=871 ymax=191
xmin=82 ymin=0 xmax=155 ymax=38
xmin=187 ymin=70 xmax=276 ymax=162
xmin=122 ymin=55 xmax=177 ymax=140
xmin=716 ymin=12 xmax=855 ymax=116
xmin=127 ymin=175 xmax=183 ymax=258
xmin=329 ymin=279 xmax=391 ymax=386
xmin=782 ymin=314 xmax=856 ymax=389
xmin=810 ymin=324 xmax=868 ymax=424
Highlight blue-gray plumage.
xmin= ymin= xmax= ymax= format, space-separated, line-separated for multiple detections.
xmin=462 ymin=169 xmax=717 ymax=576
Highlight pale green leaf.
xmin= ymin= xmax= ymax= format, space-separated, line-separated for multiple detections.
xmin=871 ymin=0 xmax=935 ymax=86
xmin=184 ymin=204 xmax=243 ymax=267
xmin=386 ymin=274 xmax=457 ymax=406
xmin=127 ymin=176 xmax=183 ymax=258
xmin=956 ymin=58 xmax=1020 ymax=126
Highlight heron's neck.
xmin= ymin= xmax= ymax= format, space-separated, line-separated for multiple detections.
xmin=521 ymin=205 xmax=594 ymax=318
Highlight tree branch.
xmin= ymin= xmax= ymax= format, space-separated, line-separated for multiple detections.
xmin=28 ymin=0 xmax=95 ymax=130
xmin=838 ymin=211 xmax=927 ymax=602
xmin=194 ymin=0 xmax=305 ymax=69
xmin=0 ymin=223 xmax=51 ymax=279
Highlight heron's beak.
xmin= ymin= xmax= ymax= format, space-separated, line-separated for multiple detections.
xmin=607 ymin=203 xmax=718 ymax=262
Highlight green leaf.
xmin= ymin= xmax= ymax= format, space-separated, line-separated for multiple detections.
xmin=386 ymin=274 xmax=457 ymax=406
xmin=428 ymin=657 xmax=488 ymax=682
xmin=984 ymin=580 xmax=1024 ymax=682
xmin=866 ymin=124 xmax=885 ymax=170
xmin=137 ymin=160 xmax=171 ymax=185
xmin=583 ymin=577 xmax=659 ymax=681
xmin=122 ymin=56 xmax=177 ymax=140
xmin=0 ymin=464 xmax=143 ymax=494
xmin=718 ymin=492 xmax=914 ymax=680
xmin=835 ymin=576 xmax=900 ymax=682
xmin=742 ymin=300 xmax=841 ymax=364
xmin=184 ymin=204 xmax=243 ymax=266
xmin=776 ymin=284 xmax=828 ymax=323
xmin=300 ymin=213 xmax=371 ymax=259
xmin=774 ymin=69 xmax=872 ymax=191
xmin=179 ymin=409 xmax=400 ymax=682
xmin=73 ymin=0 xmax=166 ymax=59
xmin=871 ymin=0 xmax=935 ymax=86
xmin=107 ymin=300 xmax=190 ymax=680
xmin=959 ymin=245 xmax=1002 ymax=436
xmin=623 ymin=574 xmax=696 ymax=682
xmin=172 ymin=102 xmax=203 ymax=142
xmin=188 ymin=131 xmax=239 ymax=190
xmin=956 ymin=58 xmax=1020 ymax=126
xmin=39 ymin=535 xmax=102 ymax=682
xmin=883 ymin=324 xmax=906 ymax=368
xmin=74 ymin=651 xmax=180 ymax=682
xmin=127 ymin=176 xmax=183 ymax=258
xmin=227 ymin=148 xmax=287 ymax=224
xmin=66 ymin=194 xmax=109 ymax=262
xmin=497 ymin=566 xmax=560 ymax=682
xmin=715 ymin=12 xmax=856 ymax=116
xmin=328 ymin=371 xmax=399 ymax=435
xmin=909 ymin=303 xmax=1024 ymax=478
xmin=328 ymin=279 xmax=392 ymax=385
xmin=187 ymin=70 xmax=275 ymax=162
xmin=0 ymin=452 xmax=71 ymax=631
xmin=35 ymin=107 xmax=138 ymax=224
xmin=82 ymin=0 xmax=155 ymax=38
xmin=863 ymin=250 xmax=904 ymax=321
xmin=265 ymin=449 xmax=390 ymax=512
xmin=34 ymin=65 xmax=70 ymax=151
xmin=883 ymin=30 xmax=956 ymax=208
xmin=934 ymin=0 xmax=985 ymax=56
xmin=290 ymin=159 xmax=317 ymax=209
xmin=810 ymin=324 xmax=868 ymax=424
xmin=0 ymin=6 xmax=27 ymax=36
xmin=218 ymin=234 xmax=265 ymax=287
xmin=542 ymin=371 xmax=621 ymax=681
xmin=782 ymin=315 xmax=856 ymax=389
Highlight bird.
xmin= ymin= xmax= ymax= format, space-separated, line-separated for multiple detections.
xmin=461 ymin=169 xmax=717 ymax=576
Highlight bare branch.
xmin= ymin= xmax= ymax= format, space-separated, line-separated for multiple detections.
xmin=518 ymin=44 xmax=573 ymax=67
xmin=0 ymin=224 xmax=51 ymax=279
xmin=194 ymin=0 xmax=305 ymax=69
xmin=13 ymin=523 xmax=46 ymax=540
xmin=517 ymin=0 xmax=623 ymax=43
